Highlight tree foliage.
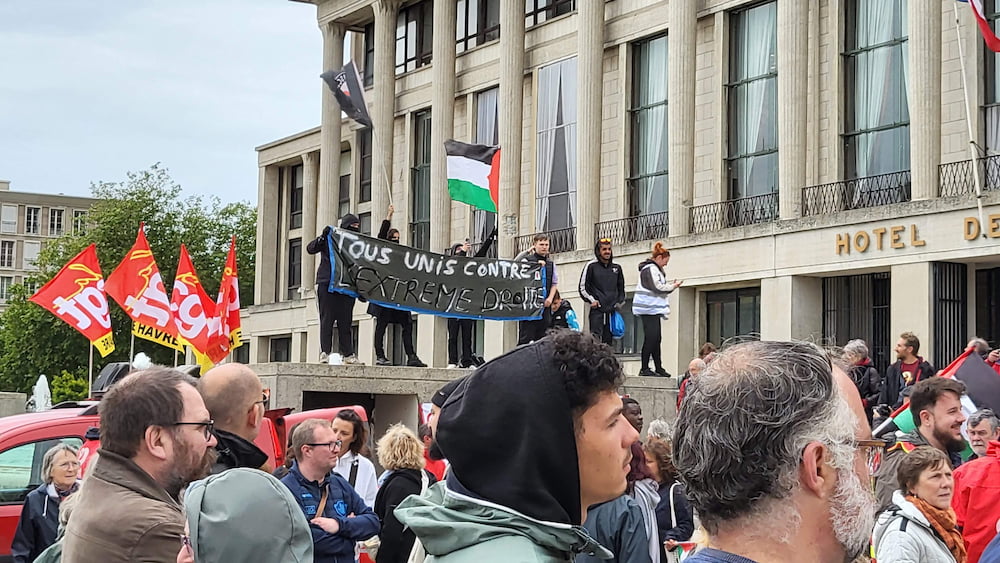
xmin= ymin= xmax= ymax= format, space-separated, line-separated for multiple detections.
xmin=0 ymin=164 xmax=256 ymax=393
xmin=50 ymin=370 xmax=88 ymax=404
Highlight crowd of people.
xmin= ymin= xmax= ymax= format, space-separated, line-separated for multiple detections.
xmin=11 ymin=327 xmax=1000 ymax=563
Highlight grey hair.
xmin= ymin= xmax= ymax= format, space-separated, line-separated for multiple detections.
xmin=969 ymin=337 xmax=991 ymax=356
xmin=647 ymin=419 xmax=672 ymax=441
xmin=843 ymin=339 xmax=869 ymax=361
xmin=42 ymin=443 xmax=79 ymax=484
xmin=673 ymin=340 xmax=857 ymax=539
xmin=968 ymin=408 xmax=1000 ymax=432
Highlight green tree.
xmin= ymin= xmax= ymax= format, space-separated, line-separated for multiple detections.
xmin=50 ymin=370 xmax=88 ymax=403
xmin=0 ymin=164 xmax=256 ymax=393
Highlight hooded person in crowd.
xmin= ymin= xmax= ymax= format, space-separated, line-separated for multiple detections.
xmin=198 ymin=363 xmax=269 ymax=474
xmin=308 ymin=214 xmax=364 ymax=365
xmin=446 ymin=227 xmax=497 ymax=368
xmin=579 ymin=238 xmax=626 ymax=345
xmin=632 ymin=242 xmax=681 ymax=378
xmin=395 ymin=331 xmax=638 ymax=562
xmin=12 ymin=444 xmax=81 ymax=563
xmin=177 ymin=468 xmax=314 ymax=563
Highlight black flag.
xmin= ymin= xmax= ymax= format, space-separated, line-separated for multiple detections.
xmin=320 ymin=61 xmax=373 ymax=129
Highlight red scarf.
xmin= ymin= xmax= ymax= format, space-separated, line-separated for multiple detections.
xmin=905 ymin=493 xmax=967 ymax=563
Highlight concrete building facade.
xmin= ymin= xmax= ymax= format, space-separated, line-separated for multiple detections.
xmin=0 ymin=180 xmax=96 ymax=311
xmin=249 ymin=0 xmax=1000 ymax=379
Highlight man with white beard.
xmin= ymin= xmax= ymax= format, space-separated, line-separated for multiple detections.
xmin=673 ymin=341 xmax=877 ymax=563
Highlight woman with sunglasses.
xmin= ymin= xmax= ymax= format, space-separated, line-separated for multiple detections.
xmin=11 ymin=443 xmax=81 ymax=563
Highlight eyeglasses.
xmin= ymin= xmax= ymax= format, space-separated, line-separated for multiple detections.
xmin=598 ymin=238 xmax=612 ymax=244
xmin=253 ymin=389 xmax=270 ymax=406
xmin=172 ymin=420 xmax=215 ymax=441
xmin=306 ymin=441 xmax=341 ymax=451
xmin=856 ymin=439 xmax=886 ymax=474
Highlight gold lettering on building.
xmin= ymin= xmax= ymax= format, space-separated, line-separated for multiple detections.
xmin=853 ymin=231 xmax=870 ymax=252
xmin=963 ymin=214 xmax=1000 ymax=240
xmin=835 ymin=224 xmax=926 ymax=255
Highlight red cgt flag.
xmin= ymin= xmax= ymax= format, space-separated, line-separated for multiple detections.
xmin=216 ymin=236 xmax=242 ymax=351
xmin=105 ymin=224 xmax=178 ymax=347
xmin=30 ymin=244 xmax=115 ymax=357
xmin=172 ymin=245 xmax=227 ymax=364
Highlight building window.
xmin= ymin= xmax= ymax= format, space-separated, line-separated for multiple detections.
xmin=612 ymin=297 xmax=644 ymax=356
xmin=49 ymin=209 xmax=63 ymax=236
xmin=977 ymin=267 xmax=1000 ymax=349
xmin=1 ymin=205 xmax=16 ymax=234
xmin=22 ymin=241 xmax=40 ymax=271
xmin=363 ymin=23 xmax=375 ymax=87
xmin=396 ymin=1 xmax=433 ymax=74
xmin=630 ymin=35 xmax=669 ymax=216
xmin=359 ymin=130 xmax=373 ymax=203
xmin=705 ymin=287 xmax=761 ymax=346
xmin=339 ymin=175 xmax=351 ymax=220
xmin=457 ymin=0 xmax=500 ymax=53
xmin=25 ymin=207 xmax=39 ymax=235
xmin=985 ymin=2 xmax=1000 ymax=151
xmin=0 ymin=276 xmax=13 ymax=301
xmin=0 ymin=241 xmax=14 ymax=269
xmin=473 ymin=87 xmax=499 ymax=249
xmin=359 ymin=212 xmax=372 ymax=236
xmin=536 ymin=57 xmax=578 ymax=232
xmin=290 ymin=165 xmax=303 ymax=230
xmin=933 ymin=263 xmax=967 ymax=370
xmin=269 ymin=336 xmax=292 ymax=362
xmin=823 ymin=272 xmax=891 ymax=372
xmin=526 ymin=0 xmax=575 ymax=27
xmin=411 ymin=110 xmax=432 ymax=250
xmin=287 ymin=238 xmax=301 ymax=300
xmin=844 ymin=0 xmax=908 ymax=178
xmin=727 ymin=2 xmax=778 ymax=200
xmin=72 ymin=210 xmax=87 ymax=234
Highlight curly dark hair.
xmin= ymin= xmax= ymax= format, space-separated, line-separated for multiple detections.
xmin=644 ymin=437 xmax=678 ymax=483
xmin=547 ymin=329 xmax=624 ymax=428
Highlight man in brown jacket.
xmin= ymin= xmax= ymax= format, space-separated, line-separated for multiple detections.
xmin=63 ymin=368 xmax=218 ymax=562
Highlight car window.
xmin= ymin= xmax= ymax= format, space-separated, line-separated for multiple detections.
xmin=0 ymin=437 xmax=83 ymax=504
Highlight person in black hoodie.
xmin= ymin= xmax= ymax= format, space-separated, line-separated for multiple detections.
xmin=879 ymin=331 xmax=935 ymax=408
xmin=373 ymin=424 xmax=438 ymax=563
xmin=517 ymin=235 xmax=558 ymax=345
xmin=578 ymin=238 xmax=626 ymax=345
xmin=843 ymin=339 xmax=881 ymax=427
xmin=446 ymin=228 xmax=497 ymax=368
xmin=307 ymin=214 xmax=364 ymax=364
xmin=368 ymin=205 xmax=426 ymax=367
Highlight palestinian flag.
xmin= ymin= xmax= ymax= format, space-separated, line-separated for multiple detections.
xmin=446 ymin=139 xmax=500 ymax=213
xmin=672 ymin=542 xmax=698 ymax=561
xmin=873 ymin=347 xmax=1000 ymax=458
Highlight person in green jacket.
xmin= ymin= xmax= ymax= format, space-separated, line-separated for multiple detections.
xmin=396 ymin=330 xmax=639 ymax=562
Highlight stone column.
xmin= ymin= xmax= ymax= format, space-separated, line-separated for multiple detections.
xmin=777 ymin=0 xmax=807 ymax=219
xmin=668 ymin=0 xmax=696 ymax=236
xmin=890 ymin=262 xmax=934 ymax=361
xmin=576 ymin=0 xmax=604 ymax=250
xmin=908 ymin=1 xmax=942 ymax=200
xmin=301 ymin=151 xmax=319 ymax=292
xmin=372 ymin=0 xmax=401 ymax=226
xmin=499 ymin=0 xmax=526 ymax=259
xmin=424 ymin=0 xmax=458 ymax=367
xmin=318 ymin=21 xmax=345 ymax=228
xmin=760 ymin=276 xmax=822 ymax=341
xmin=255 ymin=165 xmax=280 ymax=305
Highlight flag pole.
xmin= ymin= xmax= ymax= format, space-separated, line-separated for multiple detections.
xmin=129 ymin=329 xmax=135 ymax=364
xmin=369 ymin=125 xmax=394 ymax=206
xmin=88 ymin=343 xmax=94 ymax=398
xmin=953 ymin=1 xmax=988 ymax=238
xmin=173 ymin=348 xmax=178 ymax=367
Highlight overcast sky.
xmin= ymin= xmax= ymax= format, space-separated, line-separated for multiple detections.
xmin=0 ymin=1 xmax=328 ymax=205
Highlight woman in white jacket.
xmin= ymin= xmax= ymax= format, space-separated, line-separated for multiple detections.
xmin=631 ymin=242 xmax=682 ymax=377
xmin=873 ymin=446 xmax=966 ymax=563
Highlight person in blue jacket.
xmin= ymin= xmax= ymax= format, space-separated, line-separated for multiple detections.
xmin=280 ymin=418 xmax=380 ymax=563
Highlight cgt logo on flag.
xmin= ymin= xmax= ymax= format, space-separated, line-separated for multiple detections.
xmin=30 ymin=244 xmax=115 ymax=357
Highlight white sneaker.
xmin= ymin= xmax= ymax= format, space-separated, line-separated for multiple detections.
xmin=446 ymin=363 xmax=457 ymax=369
xmin=319 ymin=352 xmax=329 ymax=364
xmin=343 ymin=354 xmax=365 ymax=365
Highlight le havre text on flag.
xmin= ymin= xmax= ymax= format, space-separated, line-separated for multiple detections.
xmin=445 ymin=139 xmax=500 ymax=213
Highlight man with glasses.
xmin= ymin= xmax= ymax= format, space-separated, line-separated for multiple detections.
xmin=578 ymin=237 xmax=625 ymax=345
xmin=280 ymin=418 xmax=379 ymax=563
xmin=64 ymin=368 xmax=218 ymax=563
xmin=673 ymin=341 xmax=876 ymax=563
xmin=199 ymin=363 xmax=270 ymax=473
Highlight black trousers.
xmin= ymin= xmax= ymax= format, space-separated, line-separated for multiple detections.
xmin=318 ymin=288 xmax=355 ymax=356
xmin=374 ymin=314 xmax=415 ymax=359
xmin=447 ymin=318 xmax=474 ymax=364
xmin=640 ymin=314 xmax=662 ymax=370
xmin=589 ymin=309 xmax=613 ymax=345
xmin=517 ymin=308 xmax=551 ymax=345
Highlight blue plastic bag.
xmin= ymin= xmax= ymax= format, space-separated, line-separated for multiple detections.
xmin=566 ymin=309 xmax=581 ymax=331
xmin=610 ymin=311 xmax=625 ymax=339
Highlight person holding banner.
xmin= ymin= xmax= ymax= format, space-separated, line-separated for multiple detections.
xmin=446 ymin=227 xmax=497 ymax=368
xmin=368 ymin=205 xmax=426 ymax=368
xmin=309 ymin=215 xmax=364 ymax=365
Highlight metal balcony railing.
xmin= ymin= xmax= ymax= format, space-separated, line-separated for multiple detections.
xmin=939 ymin=155 xmax=1000 ymax=197
xmin=595 ymin=211 xmax=669 ymax=246
xmin=801 ymin=170 xmax=911 ymax=216
xmin=513 ymin=227 xmax=576 ymax=255
xmin=689 ymin=193 xmax=778 ymax=234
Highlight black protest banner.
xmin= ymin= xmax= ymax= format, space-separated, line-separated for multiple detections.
xmin=325 ymin=228 xmax=545 ymax=321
